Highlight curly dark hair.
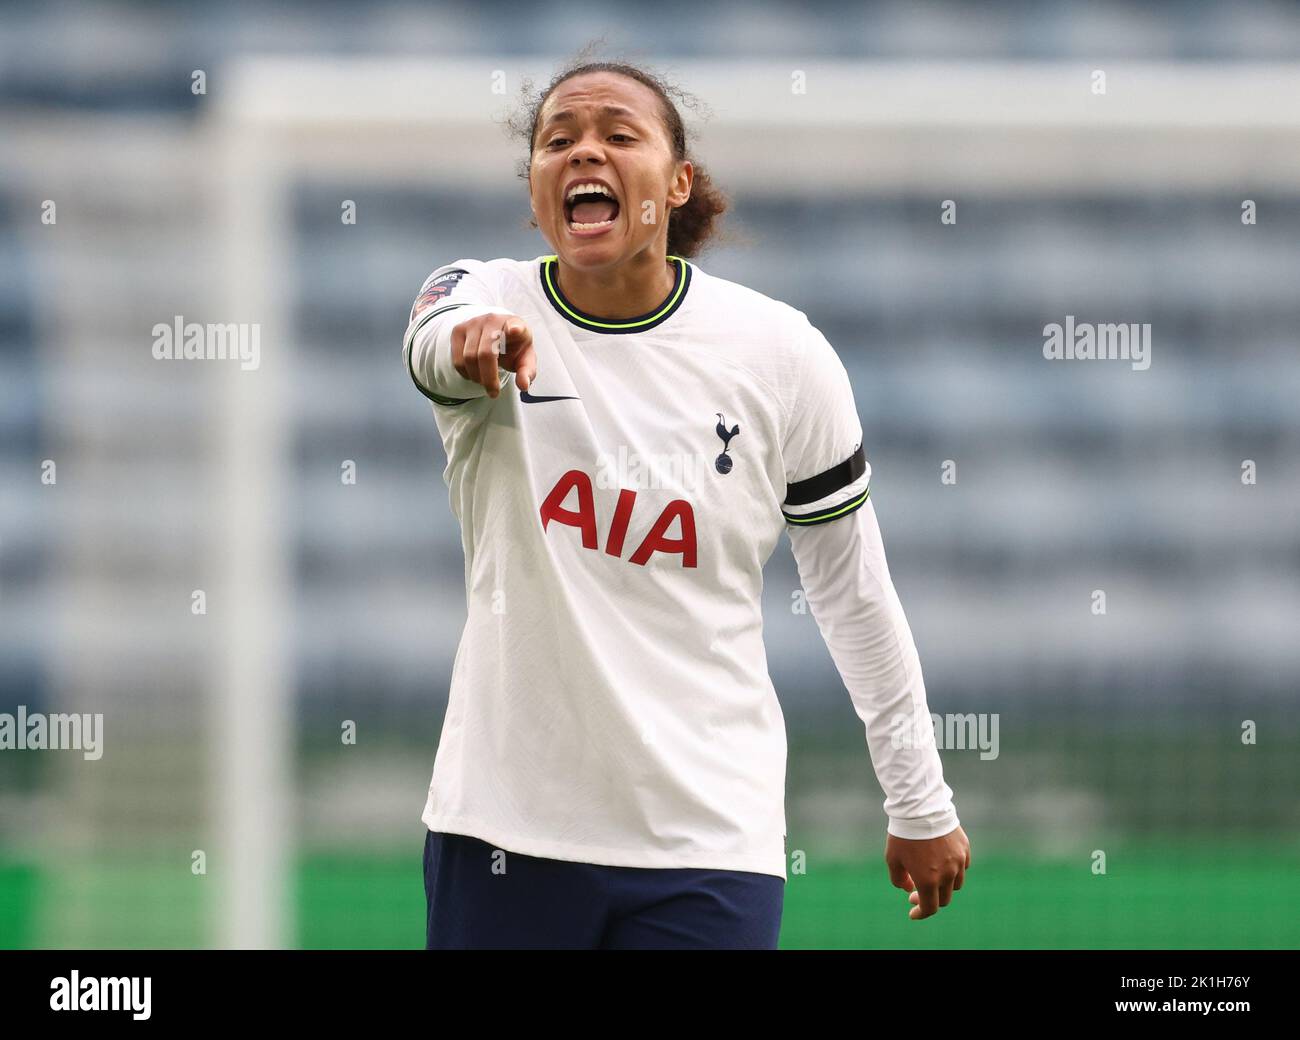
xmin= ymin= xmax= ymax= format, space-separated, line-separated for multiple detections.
xmin=506 ymin=46 xmax=734 ymax=258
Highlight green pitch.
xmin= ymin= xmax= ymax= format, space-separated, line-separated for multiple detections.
xmin=3 ymin=838 xmax=1296 ymax=949
xmin=294 ymin=837 xmax=1300 ymax=950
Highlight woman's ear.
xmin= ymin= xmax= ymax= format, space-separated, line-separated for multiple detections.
xmin=671 ymin=159 xmax=693 ymax=208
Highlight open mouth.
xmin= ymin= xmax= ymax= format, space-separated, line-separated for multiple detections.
xmin=564 ymin=187 xmax=621 ymax=231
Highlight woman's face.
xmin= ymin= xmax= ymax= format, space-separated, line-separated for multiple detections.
xmin=530 ymin=71 xmax=691 ymax=266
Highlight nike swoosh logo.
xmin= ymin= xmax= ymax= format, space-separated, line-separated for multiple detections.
xmin=520 ymin=390 xmax=580 ymax=403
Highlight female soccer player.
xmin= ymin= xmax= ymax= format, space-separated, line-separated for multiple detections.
xmin=402 ymin=59 xmax=971 ymax=949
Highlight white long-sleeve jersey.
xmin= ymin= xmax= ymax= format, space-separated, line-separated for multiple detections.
xmin=402 ymin=253 xmax=959 ymax=879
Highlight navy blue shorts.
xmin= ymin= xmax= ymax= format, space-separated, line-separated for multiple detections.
xmin=423 ymin=828 xmax=784 ymax=949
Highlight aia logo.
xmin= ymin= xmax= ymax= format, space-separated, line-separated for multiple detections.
xmin=540 ymin=470 xmax=697 ymax=568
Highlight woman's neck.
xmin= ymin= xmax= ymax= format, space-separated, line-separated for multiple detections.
xmin=553 ymin=253 xmax=676 ymax=319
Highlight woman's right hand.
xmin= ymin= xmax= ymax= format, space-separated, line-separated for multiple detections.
xmin=450 ymin=313 xmax=537 ymax=399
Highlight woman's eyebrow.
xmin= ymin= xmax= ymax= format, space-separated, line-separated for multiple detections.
xmin=543 ymin=104 xmax=639 ymax=127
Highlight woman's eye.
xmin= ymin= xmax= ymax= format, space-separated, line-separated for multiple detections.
xmin=547 ymin=135 xmax=632 ymax=148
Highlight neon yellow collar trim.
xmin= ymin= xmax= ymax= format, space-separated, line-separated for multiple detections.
xmin=538 ymin=254 xmax=691 ymax=335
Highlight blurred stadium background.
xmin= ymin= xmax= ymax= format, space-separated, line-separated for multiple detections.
xmin=1 ymin=0 xmax=1299 ymax=949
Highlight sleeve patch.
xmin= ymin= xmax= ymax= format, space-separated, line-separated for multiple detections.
xmin=410 ymin=268 xmax=469 ymax=321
